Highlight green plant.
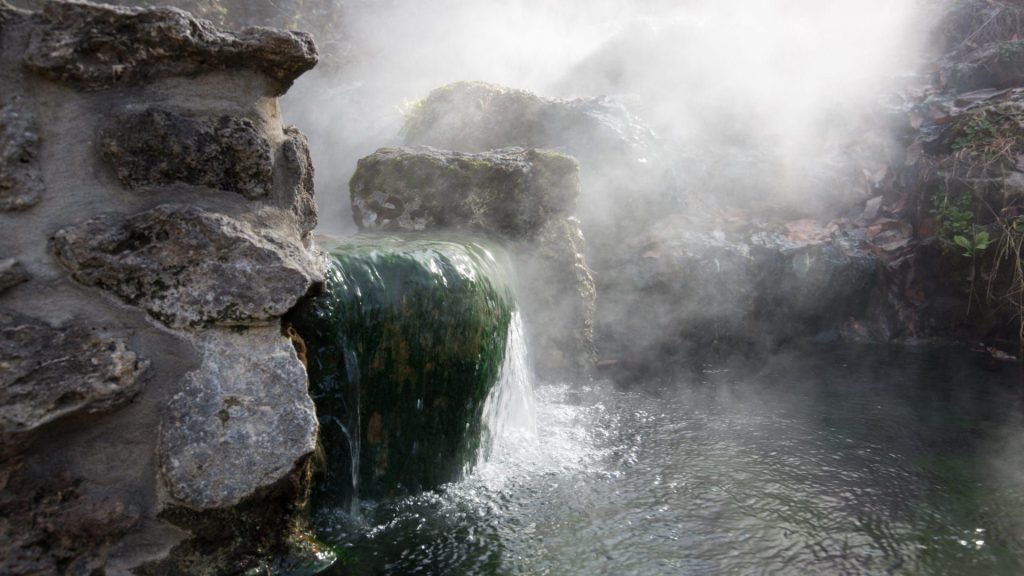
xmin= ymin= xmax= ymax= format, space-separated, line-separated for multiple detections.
xmin=953 ymin=230 xmax=990 ymax=257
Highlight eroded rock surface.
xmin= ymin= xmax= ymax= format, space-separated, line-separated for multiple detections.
xmin=0 ymin=258 xmax=29 ymax=293
xmin=352 ymin=146 xmax=579 ymax=239
xmin=599 ymin=218 xmax=880 ymax=371
xmin=52 ymin=205 xmax=322 ymax=328
xmin=100 ymin=109 xmax=274 ymax=198
xmin=158 ymin=328 xmax=316 ymax=510
xmin=0 ymin=311 xmax=146 ymax=452
xmin=281 ymin=125 xmax=317 ymax=236
xmin=22 ymin=0 xmax=317 ymax=94
xmin=0 ymin=95 xmax=43 ymax=211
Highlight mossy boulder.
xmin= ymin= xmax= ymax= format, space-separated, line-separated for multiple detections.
xmin=287 ymin=235 xmax=515 ymax=505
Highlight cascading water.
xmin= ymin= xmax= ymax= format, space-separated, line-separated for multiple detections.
xmin=477 ymin=310 xmax=538 ymax=468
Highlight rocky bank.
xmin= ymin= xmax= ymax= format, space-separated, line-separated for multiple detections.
xmin=0 ymin=1 xmax=323 ymax=573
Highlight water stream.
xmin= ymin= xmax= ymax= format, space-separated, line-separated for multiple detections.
xmin=313 ymin=343 xmax=1024 ymax=575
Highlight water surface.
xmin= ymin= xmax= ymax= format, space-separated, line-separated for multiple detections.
xmin=314 ymin=345 xmax=1024 ymax=575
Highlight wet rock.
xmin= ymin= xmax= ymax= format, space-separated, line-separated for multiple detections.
xmin=288 ymin=236 xmax=514 ymax=503
xmin=52 ymin=205 xmax=322 ymax=329
xmin=158 ymin=328 xmax=316 ymax=510
xmin=350 ymin=145 xmax=596 ymax=376
xmin=0 ymin=258 xmax=29 ymax=293
xmin=351 ymin=146 xmax=579 ymax=239
xmin=22 ymin=0 xmax=317 ymax=95
xmin=946 ymin=40 xmax=1024 ymax=92
xmin=280 ymin=125 xmax=317 ymax=237
xmin=0 ymin=311 xmax=146 ymax=452
xmin=99 ymin=109 xmax=274 ymax=199
xmin=0 ymin=95 xmax=43 ymax=212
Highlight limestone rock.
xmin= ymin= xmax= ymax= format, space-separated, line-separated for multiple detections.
xmin=598 ymin=218 xmax=879 ymax=369
xmin=158 ymin=328 xmax=317 ymax=510
xmin=0 ymin=258 xmax=28 ymax=293
xmin=52 ymin=205 xmax=323 ymax=329
xmin=403 ymin=81 xmax=656 ymax=164
xmin=99 ymin=109 xmax=274 ymax=199
xmin=0 ymin=474 xmax=139 ymax=576
xmin=22 ymin=0 xmax=317 ymax=95
xmin=280 ymin=125 xmax=317 ymax=237
xmin=0 ymin=310 xmax=146 ymax=452
xmin=515 ymin=217 xmax=596 ymax=375
xmin=0 ymin=95 xmax=43 ymax=211
xmin=351 ymin=146 xmax=579 ymax=240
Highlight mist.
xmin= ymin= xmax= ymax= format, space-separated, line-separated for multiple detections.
xmin=283 ymin=0 xmax=931 ymax=233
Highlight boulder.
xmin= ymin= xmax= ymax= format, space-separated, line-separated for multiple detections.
xmin=52 ymin=205 xmax=322 ymax=329
xmin=598 ymin=217 xmax=880 ymax=369
xmin=401 ymin=81 xmax=674 ymax=253
xmin=99 ymin=109 xmax=275 ymax=199
xmin=158 ymin=328 xmax=317 ymax=510
xmin=0 ymin=95 xmax=43 ymax=211
xmin=351 ymin=146 xmax=578 ymax=239
xmin=350 ymin=146 xmax=596 ymax=376
xmin=0 ymin=310 xmax=146 ymax=454
xmin=21 ymin=0 xmax=317 ymax=94
xmin=287 ymin=236 xmax=515 ymax=503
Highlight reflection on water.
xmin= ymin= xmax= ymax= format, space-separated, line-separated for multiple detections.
xmin=314 ymin=344 xmax=1024 ymax=575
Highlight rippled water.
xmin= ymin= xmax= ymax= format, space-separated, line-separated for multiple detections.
xmin=313 ymin=345 xmax=1024 ymax=575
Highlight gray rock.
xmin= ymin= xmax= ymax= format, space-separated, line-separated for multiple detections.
xmin=22 ymin=0 xmax=318 ymax=95
xmin=99 ymin=108 xmax=274 ymax=199
xmin=0 ymin=258 xmax=28 ymax=293
xmin=351 ymin=146 xmax=579 ymax=240
xmin=946 ymin=40 xmax=1024 ymax=92
xmin=514 ymin=217 xmax=597 ymax=375
xmin=52 ymin=205 xmax=323 ymax=329
xmin=350 ymin=145 xmax=596 ymax=376
xmin=598 ymin=218 xmax=879 ymax=367
xmin=158 ymin=328 xmax=317 ymax=510
xmin=0 ymin=95 xmax=43 ymax=211
xmin=0 ymin=310 xmax=146 ymax=451
xmin=280 ymin=125 xmax=317 ymax=237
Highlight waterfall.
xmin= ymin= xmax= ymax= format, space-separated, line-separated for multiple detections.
xmin=478 ymin=310 xmax=537 ymax=467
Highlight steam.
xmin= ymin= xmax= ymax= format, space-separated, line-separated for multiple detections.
xmin=283 ymin=0 xmax=930 ymax=231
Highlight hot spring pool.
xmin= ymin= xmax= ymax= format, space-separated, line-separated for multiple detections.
xmin=310 ymin=344 xmax=1024 ymax=575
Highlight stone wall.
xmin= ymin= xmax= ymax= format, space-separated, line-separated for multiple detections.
xmin=0 ymin=1 xmax=323 ymax=573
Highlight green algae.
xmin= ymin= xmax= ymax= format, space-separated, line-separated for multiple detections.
xmin=287 ymin=234 xmax=515 ymax=506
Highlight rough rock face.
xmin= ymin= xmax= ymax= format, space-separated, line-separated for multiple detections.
xmin=52 ymin=205 xmax=322 ymax=329
xmin=598 ymin=218 xmax=880 ymax=372
xmin=351 ymin=146 xmax=579 ymax=238
xmin=0 ymin=310 xmax=146 ymax=453
xmin=945 ymin=40 xmax=1024 ymax=92
xmin=402 ymin=81 xmax=674 ymax=255
xmin=0 ymin=258 xmax=28 ymax=292
xmin=21 ymin=0 xmax=317 ymax=94
xmin=350 ymin=146 xmax=597 ymax=376
xmin=0 ymin=95 xmax=43 ymax=211
xmin=100 ymin=109 xmax=274 ymax=198
xmin=0 ymin=1 xmax=322 ymax=572
xmin=159 ymin=328 xmax=317 ymax=509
